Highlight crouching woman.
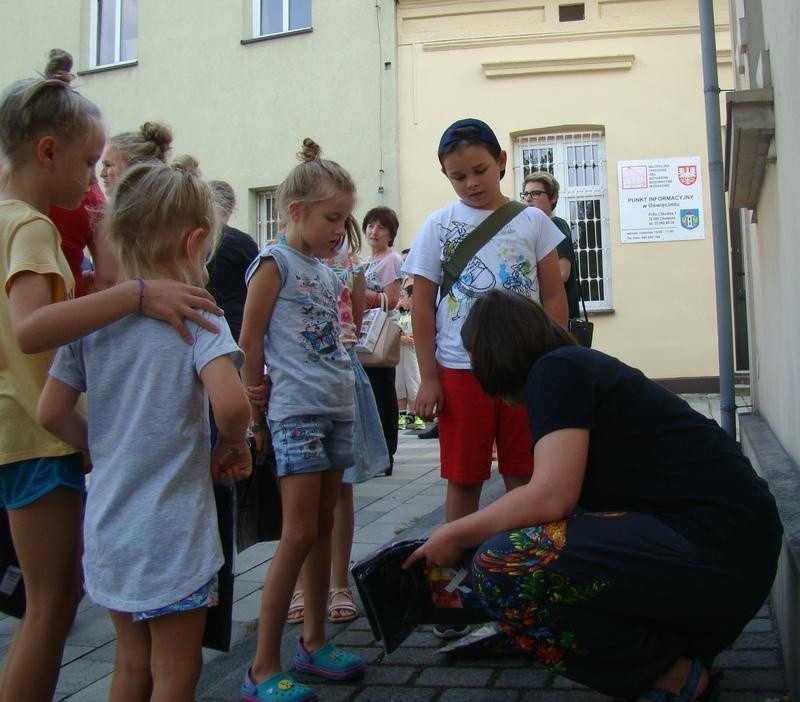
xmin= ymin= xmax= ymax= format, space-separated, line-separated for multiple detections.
xmin=404 ymin=288 xmax=782 ymax=701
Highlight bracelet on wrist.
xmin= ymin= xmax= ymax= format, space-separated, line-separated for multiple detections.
xmin=133 ymin=277 xmax=145 ymax=313
xmin=249 ymin=421 xmax=266 ymax=432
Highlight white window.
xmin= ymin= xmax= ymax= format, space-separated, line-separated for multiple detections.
xmin=255 ymin=189 xmax=281 ymax=248
xmin=515 ymin=130 xmax=612 ymax=310
xmin=90 ymin=0 xmax=138 ymax=68
xmin=253 ymin=0 xmax=312 ymax=38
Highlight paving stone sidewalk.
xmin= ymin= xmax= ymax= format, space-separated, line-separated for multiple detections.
xmin=0 ymin=394 xmax=788 ymax=700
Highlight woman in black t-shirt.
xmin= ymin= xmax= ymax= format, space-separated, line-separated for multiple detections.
xmin=404 ymin=289 xmax=782 ymax=701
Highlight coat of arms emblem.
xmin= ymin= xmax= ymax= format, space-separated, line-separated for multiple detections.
xmin=677 ymin=165 xmax=697 ymax=186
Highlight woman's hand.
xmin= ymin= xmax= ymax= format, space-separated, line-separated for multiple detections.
xmin=403 ymin=523 xmax=465 ymax=569
xmin=141 ymin=280 xmax=223 ymax=343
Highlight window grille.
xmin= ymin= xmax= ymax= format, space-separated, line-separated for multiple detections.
xmin=515 ymin=130 xmax=612 ymax=309
xmin=253 ymin=0 xmax=312 ymax=37
xmin=91 ymin=0 xmax=138 ymax=67
xmin=255 ymin=189 xmax=281 ymax=248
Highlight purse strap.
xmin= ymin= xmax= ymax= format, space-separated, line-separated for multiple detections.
xmin=439 ymin=200 xmax=526 ymax=301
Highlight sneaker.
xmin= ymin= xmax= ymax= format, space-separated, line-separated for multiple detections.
xmin=432 ymin=624 xmax=471 ymax=640
xmin=241 ymin=668 xmax=318 ymax=701
xmin=417 ymin=422 xmax=439 ymax=440
xmin=412 ymin=415 xmax=426 ymax=430
xmin=293 ymin=637 xmax=365 ymax=681
xmin=397 ymin=413 xmax=407 ymax=430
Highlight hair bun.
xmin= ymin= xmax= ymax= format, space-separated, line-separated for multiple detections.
xmin=140 ymin=121 xmax=173 ymax=156
xmin=172 ymin=154 xmax=201 ymax=177
xmin=44 ymin=49 xmax=75 ymax=86
xmin=297 ymin=138 xmax=321 ymax=163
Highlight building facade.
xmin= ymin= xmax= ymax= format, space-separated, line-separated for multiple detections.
xmin=395 ymin=0 xmax=732 ymax=382
xmin=0 ymin=1 xmax=400 ymax=244
xmin=725 ymin=0 xmax=800 ymax=695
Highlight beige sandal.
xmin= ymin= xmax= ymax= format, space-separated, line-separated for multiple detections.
xmin=327 ymin=587 xmax=358 ymax=623
xmin=287 ymin=590 xmax=304 ymax=625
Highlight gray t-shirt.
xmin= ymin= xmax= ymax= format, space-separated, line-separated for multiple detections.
xmin=245 ymin=244 xmax=354 ymax=422
xmin=49 ymin=312 xmax=242 ymax=612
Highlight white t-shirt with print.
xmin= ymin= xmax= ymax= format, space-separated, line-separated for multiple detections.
xmin=402 ymin=200 xmax=563 ymax=369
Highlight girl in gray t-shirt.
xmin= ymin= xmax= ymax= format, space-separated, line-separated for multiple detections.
xmin=39 ymin=161 xmax=252 ymax=700
xmin=238 ymin=139 xmax=365 ymax=700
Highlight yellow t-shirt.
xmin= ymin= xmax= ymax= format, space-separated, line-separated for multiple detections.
xmin=1 ymin=200 xmax=78 ymax=463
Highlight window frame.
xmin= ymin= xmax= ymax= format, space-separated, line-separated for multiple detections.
xmin=89 ymin=0 xmax=138 ymax=69
xmin=254 ymin=188 xmax=281 ymax=248
xmin=251 ymin=0 xmax=312 ymax=39
xmin=514 ymin=129 xmax=613 ymax=311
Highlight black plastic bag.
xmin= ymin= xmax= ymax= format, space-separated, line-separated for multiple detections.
xmin=0 ymin=509 xmax=25 ymax=618
xmin=235 ymin=449 xmax=282 ymax=552
xmin=351 ymin=539 xmax=489 ymax=654
xmin=203 ymin=483 xmax=235 ymax=651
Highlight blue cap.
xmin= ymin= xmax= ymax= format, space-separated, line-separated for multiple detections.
xmin=437 ymin=118 xmax=501 ymax=156
xmin=437 ymin=118 xmax=505 ymax=178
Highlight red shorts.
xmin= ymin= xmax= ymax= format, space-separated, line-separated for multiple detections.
xmin=438 ymin=367 xmax=534 ymax=484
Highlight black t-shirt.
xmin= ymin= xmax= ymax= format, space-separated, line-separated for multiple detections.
xmin=206 ymin=225 xmax=259 ymax=341
xmin=525 ymin=346 xmax=780 ymax=548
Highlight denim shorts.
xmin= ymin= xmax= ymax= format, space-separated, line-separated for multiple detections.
xmin=132 ymin=575 xmax=219 ymax=622
xmin=268 ymin=415 xmax=354 ymax=477
xmin=0 ymin=453 xmax=85 ymax=510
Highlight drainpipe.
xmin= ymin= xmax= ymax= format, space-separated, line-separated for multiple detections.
xmin=698 ymin=0 xmax=736 ymax=437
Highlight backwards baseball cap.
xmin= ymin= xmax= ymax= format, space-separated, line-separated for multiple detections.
xmin=437 ymin=118 xmax=505 ymax=179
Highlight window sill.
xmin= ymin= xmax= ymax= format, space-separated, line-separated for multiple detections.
xmin=77 ymin=60 xmax=138 ymax=76
xmin=241 ymin=27 xmax=312 ymax=45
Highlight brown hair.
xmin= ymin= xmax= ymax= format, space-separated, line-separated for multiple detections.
xmin=108 ymin=121 xmax=173 ymax=168
xmin=524 ymin=171 xmax=560 ymax=206
xmin=107 ymin=159 xmax=219 ymax=285
xmin=276 ymin=138 xmax=356 ymax=220
xmin=461 ymin=289 xmax=575 ymax=403
xmin=0 ymin=49 xmax=103 ymax=169
xmin=361 ymin=206 xmax=399 ymax=246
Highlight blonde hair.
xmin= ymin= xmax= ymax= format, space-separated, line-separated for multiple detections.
xmin=0 ymin=49 xmax=102 ymax=169
xmin=108 ymin=121 xmax=173 ymax=168
xmin=276 ymin=138 xmax=356 ymax=219
xmin=107 ymin=159 xmax=219 ymax=285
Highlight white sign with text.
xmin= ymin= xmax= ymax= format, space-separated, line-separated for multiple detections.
xmin=617 ymin=156 xmax=705 ymax=243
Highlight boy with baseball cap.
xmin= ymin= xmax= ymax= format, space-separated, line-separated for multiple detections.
xmin=402 ymin=119 xmax=567 ymax=635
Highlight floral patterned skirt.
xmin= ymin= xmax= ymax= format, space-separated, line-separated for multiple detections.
xmin=470 ymin=511 xmax=779 ymax=698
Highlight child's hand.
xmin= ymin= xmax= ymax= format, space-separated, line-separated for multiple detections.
xmin=211 ymin=441 xmax=253 ymax=483
xmin=245 ymin=376 xmax=270 ymax=411
xmin=140 ymin=279 xmax=224 ymax=344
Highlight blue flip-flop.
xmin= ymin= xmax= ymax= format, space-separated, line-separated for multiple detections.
xmin=640 ymin=659 xmax=722 ymax=701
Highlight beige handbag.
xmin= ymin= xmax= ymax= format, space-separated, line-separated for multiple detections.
xmin=356 ymin=298 xmax=402 ymax=368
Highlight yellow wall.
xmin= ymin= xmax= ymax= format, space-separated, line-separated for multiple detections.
xmin=396 ymin=0 xmax=731 ymax=379
xmin=0 ymin=1 xmax=399 ymax=238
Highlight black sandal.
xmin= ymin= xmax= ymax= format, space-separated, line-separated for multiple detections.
xmin=640 ymin=659 xmax=722 ymax=701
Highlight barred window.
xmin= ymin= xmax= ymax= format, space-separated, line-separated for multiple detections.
xmin=255 ymin=188 xmax=281 ymax=248
xmin=515 ymin=130 xmax=612 ymax=309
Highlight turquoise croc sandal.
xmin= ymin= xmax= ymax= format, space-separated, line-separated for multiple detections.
xmin=241 ymin=668 xmax=318 ymax=701
xmin=293 ymin=637 xmax=365 ymax=681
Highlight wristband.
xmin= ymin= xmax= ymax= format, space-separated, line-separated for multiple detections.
xmin=133 ymin=277 xmax=145 ymax=313
xmin=249 ymin=421 xmax=266 ymax=432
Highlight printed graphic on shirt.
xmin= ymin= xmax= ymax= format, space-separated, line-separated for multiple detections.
xmin=294 ymin=271 xmax=345 ymax=362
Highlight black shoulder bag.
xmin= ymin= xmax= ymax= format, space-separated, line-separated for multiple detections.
xmin=439 ymin=200 xmax=526 ymax=302
xmin=568 ymin=284 xmax=594 ymax=348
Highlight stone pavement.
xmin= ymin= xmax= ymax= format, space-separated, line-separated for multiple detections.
xmin=0 ymin=394 xmax=789 ymax=700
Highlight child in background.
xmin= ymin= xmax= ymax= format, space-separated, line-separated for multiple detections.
xmin=100 ymin=120 xmax=173 ymax=194
xmin=396 ymin=281 xmax=425 ymax=430
xmin=0 ymin=73 xmax=221 ymax=700
xmin=402 ymin=119 xmax=567 ymax=638
xmin=238 ymin=139 xmax=365 ymax=702
xmin=38 ymin=159 xmax=251 ymax=702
